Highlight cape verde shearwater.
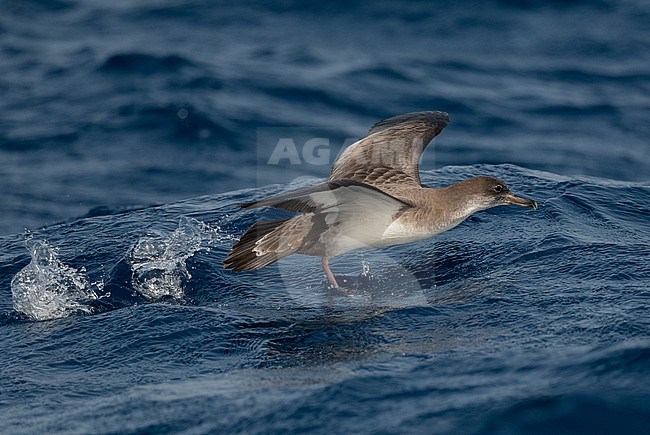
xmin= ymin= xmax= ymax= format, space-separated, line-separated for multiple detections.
xmin=224 ymin=111 xmax=537 ymax=287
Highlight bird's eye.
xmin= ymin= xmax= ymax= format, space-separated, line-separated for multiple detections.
xmin=494 ymin=185 xmax=504 ymax=193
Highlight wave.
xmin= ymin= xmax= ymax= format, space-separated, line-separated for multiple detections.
xmin=113 ymin=102 xmax=235 ymax=143
xmin=1 ymin=164 xmax=647 ymax=324
xmin=99 ymin=53 xmax=197 ymax=75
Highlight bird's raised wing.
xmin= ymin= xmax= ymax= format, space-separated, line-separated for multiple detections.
xmin=328 ymin=111 xmax=450 ymax=194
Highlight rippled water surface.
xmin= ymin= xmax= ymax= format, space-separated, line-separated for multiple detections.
xmin=1 ymin=0 xmax=649 ymax=433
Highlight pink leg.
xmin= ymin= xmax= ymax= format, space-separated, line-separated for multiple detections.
xmin=321 ymin=257 xmax=339 ymax=288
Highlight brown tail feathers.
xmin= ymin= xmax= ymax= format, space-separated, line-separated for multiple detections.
xmin=223 ymin=215 xmax=313 ymax=271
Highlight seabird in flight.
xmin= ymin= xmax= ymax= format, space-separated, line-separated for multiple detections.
xmin=224 ymin=111 xmax=537 ymax=287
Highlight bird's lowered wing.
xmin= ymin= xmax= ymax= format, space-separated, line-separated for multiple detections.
xmin=240 ymin=179 xmax=413 ymax=214
xmin=328 ymin=111 xmax=450 ymax=195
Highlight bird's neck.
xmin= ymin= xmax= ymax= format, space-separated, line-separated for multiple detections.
xmin=418 ymin=184 xmax=487 ymax=232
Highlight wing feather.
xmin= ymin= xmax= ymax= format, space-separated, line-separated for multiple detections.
xmin=329 ymin=111 xmax=450 ymax=190
xmin=240 ymin=179 xmax=414 ymax=213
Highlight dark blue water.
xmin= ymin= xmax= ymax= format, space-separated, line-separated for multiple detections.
xmin=1 ymin=0 xmax=649 ymax=433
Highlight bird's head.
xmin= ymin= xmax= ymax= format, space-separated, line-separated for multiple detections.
xmin=452 ymin=176 xmax=538 ymax=212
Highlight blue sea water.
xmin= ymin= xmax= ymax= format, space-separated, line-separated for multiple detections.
xmin=1 ymin=0 xmax=649 ymax=433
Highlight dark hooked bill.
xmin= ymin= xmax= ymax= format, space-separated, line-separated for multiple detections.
xmin=504 ymin=192 xmax=538 ymax=210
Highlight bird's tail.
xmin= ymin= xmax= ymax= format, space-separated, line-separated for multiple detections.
xmin=223 ymin=215 xmax=313 ymax=271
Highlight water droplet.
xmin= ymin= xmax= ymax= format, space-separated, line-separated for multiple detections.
xmin=177 ymin=108 xmax=189 ymax=119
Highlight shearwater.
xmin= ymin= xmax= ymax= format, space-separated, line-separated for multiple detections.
xmin=224 ymin=111 xmax=538 ymax=287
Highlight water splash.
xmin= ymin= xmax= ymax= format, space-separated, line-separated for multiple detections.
xmin=360 ymin=256 xmax=371 ymax=278
xmin=128 ymin=216 xmax=227 ymax=301
xmin=11 ymin=241 xmax=102 ymax=321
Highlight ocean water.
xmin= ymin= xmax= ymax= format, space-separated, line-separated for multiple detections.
xmin=1 ymin=0 xmax=649 ymax=433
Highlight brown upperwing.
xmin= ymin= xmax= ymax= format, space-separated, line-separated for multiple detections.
xmin=328 ymin=111 xmax=450 ymax=199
